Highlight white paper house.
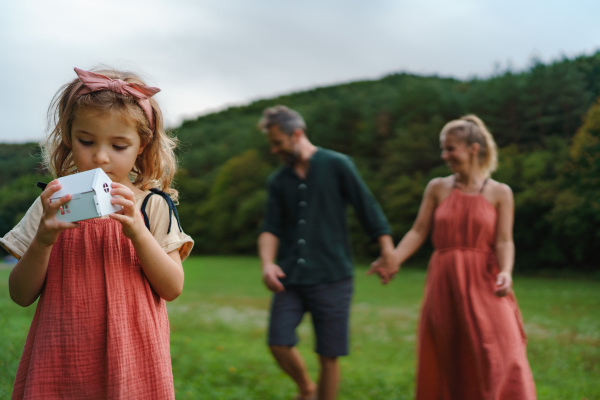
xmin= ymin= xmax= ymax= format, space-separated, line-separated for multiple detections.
xmin=51 ymin=168 xmax=122 ymax=222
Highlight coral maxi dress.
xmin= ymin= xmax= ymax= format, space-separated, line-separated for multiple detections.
xmin=416 ymin=186 xmax=536 ymax=400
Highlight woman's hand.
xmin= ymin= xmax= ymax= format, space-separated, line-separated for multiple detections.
xmin=108 ymin=182 xmax=145 ymax=239
xmin=494 ymin=271 xmax=513 ymax=297
xmin=36 ymin=179 xmax=78 ymax=246
xmin=367 ymin=252 xmax=400 ymax=285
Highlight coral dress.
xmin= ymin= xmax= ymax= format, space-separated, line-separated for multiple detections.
xmin=12 ymin=218 xmax=175 ymax=400
xmin=416 ymin=188 xmax=536 ymax=400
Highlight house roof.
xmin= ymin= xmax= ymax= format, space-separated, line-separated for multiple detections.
xmin=51 ymin=168 xmax=111 ymax=199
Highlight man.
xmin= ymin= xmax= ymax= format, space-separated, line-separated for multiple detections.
xmin=257 ymin=105 xmax=398 ymax=400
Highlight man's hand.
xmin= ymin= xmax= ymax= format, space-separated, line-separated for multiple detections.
xmin=262 ymin=262 xmax=286 ymax=292
xmin=367 ymin=250 xmax=400 ymax=285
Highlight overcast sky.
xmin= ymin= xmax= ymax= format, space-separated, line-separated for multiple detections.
xmin=1 ymin=0 xmax=599 ymax=144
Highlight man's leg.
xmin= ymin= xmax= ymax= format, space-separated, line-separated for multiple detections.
xmin=268 ymin=289 xmax=316 ymax=399
xmin=308 ymin=277 xmax=354 ymax=400
xmin=317 ymin=355 xmax=340 ymax=400
xmin=270 ymin=345 xmax=317 ymax=399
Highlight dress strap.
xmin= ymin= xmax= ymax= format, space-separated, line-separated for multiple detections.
xmin=140 ymin=188 xmax=183 ymax=234
xmin=452 ymin=175 xmax=489 ymax=193
xmin=479 ymin=178 xmax=489 ymax=193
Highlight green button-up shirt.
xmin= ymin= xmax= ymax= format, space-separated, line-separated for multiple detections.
xmin=260 ymin=148 xmax=391 ymax=286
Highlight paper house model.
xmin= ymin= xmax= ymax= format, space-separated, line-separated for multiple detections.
xmin=51 ymin=168 xmax=122 ymax=222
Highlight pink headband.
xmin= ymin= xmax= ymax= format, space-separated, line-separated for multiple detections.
xmin=71 ymin=67 xmax=161 ymax=131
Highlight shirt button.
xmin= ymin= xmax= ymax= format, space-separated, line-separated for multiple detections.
xmin=298 ymin=258 xmax=306 ymax=265
xmin=299 ymin=183 xmax=307 ymax=189
xmin=299 ymin=219 xmax=306 ymax=225
xmin=299 ymin=201 xmax=307 ymax=207
xmin=298 ymin=239 xmax=306 ymax=245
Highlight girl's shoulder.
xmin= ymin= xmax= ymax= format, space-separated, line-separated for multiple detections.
xmin=137 ymin=189 xmax=181 ymax=232
xmin=136 ymin=189 xmax=194 ymax=260
xmin=0 ymin=196 xmax=43 ymax=258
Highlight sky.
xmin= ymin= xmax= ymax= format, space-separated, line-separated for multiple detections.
xmin=1 ymin=0 xmax=599 ymax=144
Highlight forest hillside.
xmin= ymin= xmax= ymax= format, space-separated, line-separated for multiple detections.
xmin=2 ymin=52 xmax=600 ymax=272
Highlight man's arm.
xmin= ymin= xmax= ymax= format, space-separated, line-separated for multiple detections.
xmin=258 ymin=232 xmax=286 ymax=293
xmin=338 ymin=155 xmax=392 ymax=240
xmin=337 ymin=156 xmax=399 ymax=283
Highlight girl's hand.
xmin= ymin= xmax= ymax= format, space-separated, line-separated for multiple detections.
xmin=494 ymin=271 xmax=513 ymax=297
xmin=108 ymin=182 xmax=145 ymax=239
xmin=36 ymin=180 xmax=79 ymax=246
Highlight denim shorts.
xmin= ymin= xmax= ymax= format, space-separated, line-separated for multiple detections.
xmin=267 ymin=277 xmax=353 ymax=357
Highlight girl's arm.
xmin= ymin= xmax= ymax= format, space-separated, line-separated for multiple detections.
xmin=9 ymin=181 xmax=78 ymax=306
xmin=128 ymin=228 xmax=184 ymax=302
xmin=367 ymin=178 xmax=441 ymax=277
xmin=493 ymin=183 xmax=515 ymax=297
xmin=109 ymin=183 xmax=184 ymax=302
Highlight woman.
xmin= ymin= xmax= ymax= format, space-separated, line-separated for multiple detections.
xmin=374 ymin=115 xmax=536 ymax=399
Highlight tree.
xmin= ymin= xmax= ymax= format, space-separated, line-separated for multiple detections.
xmin=548 ymin=96 xmax=600 ymax=267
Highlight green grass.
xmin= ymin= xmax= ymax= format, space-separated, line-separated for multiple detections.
xmin=1 ymin=256 xmax=599 ymax=399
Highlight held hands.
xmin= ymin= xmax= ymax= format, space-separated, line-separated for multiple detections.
xmin=262 ymin=262 xmax=286 ymax=293
xmin=36 ymin=180 xmax=79 ymax=246
xmin=108 ymin=182 xmax=145 ymax=239
xmin=494 ymin=271 xmax=513 ymax=297
xmin=367 ymin=250 xmax=400 ymax=285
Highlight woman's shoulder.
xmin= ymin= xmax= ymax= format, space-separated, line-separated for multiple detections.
xmin=484 ymin=178 xmax=513 ymax=208
xmin=425 ymin=176 xmax=454 ymax=194
xmin=428 ymin=176 xmax=454 ymax=188
xmin=424 ymin=176 xmax=454 ymax=204
xmin=486 ymin=178 xmax=513 ymax=197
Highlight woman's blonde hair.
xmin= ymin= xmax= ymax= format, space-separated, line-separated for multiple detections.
xmin=440 ymin=114 xmax=498 ymax=176
xmin=41 ymin=67 xmax=179 ymax=201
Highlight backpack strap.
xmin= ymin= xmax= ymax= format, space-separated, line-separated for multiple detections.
xmin=140 ymin=188 xmax=183 ymax=234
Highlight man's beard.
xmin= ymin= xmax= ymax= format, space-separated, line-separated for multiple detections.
xmin=280 ymin=151 xmax=299 ymax=166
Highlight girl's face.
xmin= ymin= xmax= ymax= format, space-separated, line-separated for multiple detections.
xmin=70 ymin=109 xmax=143 ymax=191
xmin=440 ymin=133 xmax=477 ymax=173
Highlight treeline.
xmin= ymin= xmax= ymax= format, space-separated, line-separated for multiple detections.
xmin=2 ymin=52 xmax=600 ymax=271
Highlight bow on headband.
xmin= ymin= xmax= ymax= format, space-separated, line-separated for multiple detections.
xmin=72 ymin=67 xmax=161 ymax=131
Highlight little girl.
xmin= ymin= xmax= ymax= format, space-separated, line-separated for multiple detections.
xmin=1 ymin=67 xmax=194 ymax=399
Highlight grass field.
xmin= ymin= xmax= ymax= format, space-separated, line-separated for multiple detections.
xmin=1 ymin=255 xmax=599 ymax=399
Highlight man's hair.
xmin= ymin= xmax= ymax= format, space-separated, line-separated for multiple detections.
xmin=258 ymin=105 xmax=306 ymax=136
